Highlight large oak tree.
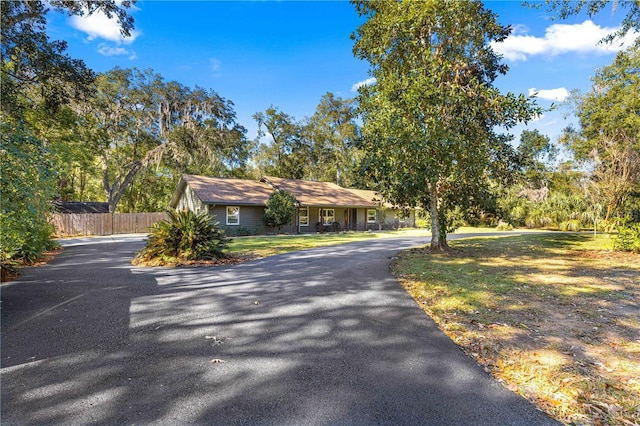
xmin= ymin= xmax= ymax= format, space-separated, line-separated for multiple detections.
xmin=82 ymin=67 xmax=249 ymax=212
xmin=352 ymin=0 xmax=539 ymax=250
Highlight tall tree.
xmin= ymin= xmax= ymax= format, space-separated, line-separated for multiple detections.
xmin=561 ymin=41 xmax=640 ymax=222
xmin=518 ymin=129 xmax=558 ymax=188
xmin=305 ymin=93 xmax=361 ymax=186
xmin=253 ymin=107 xmax=309 ymax=179
xmin=0 ymin=0 xmax=134 ymax=267
xmin=352 ymin=0 xmax=539 ymax=250
xmin=1 ymin=0 xmax=135 ymax=118
xmin=82 ymin=67 xmax=249 ymax=212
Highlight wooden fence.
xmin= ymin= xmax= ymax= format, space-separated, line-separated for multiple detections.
xmin=51 ymin=212 xmax=168 ymax=237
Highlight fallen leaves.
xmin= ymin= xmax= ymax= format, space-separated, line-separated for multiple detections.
xmin=394 ymin=234 xmax=640 ymax=425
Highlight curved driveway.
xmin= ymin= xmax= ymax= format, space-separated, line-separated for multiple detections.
xmin=1 ymin=235 xmax=557 ymax=425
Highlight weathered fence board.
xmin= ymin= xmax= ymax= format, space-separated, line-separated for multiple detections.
xmin=52 ymin=213 xmax=167 ymax=237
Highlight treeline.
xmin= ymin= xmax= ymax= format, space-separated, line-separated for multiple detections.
xmin=2 ymin=1 xmax=639 ymax=271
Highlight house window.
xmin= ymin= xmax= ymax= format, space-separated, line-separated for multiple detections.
xmin=320 ymin=208 xmax=335 ymax=225
xmin=226 ymin=206 xmax=239 ymax=225
xmin=299 ymin=206 xmax=309 ymax=226
xmin=398 ymin=211 xmax=408 ymax=223
xmin=367 ymin=209 xmax=377 ymax=223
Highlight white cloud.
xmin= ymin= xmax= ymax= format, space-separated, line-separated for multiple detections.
xmin=98 ymin=44 xmax=127 ymax=56
xmin=528 ymin=87 xmax=569 ymax=102
xmin=209 ymin=58 xmax=222 ymax=72
xmin=351 ymin=77 xmax=376 ymax=92
xmin=492 ymin=20 xmax=638 ymax=61
xmin=97 ymin=44 xmax=137 ymax=60
xmin=70 ymin=10 xmax=139 ymax=44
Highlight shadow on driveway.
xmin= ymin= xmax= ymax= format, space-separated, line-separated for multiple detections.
xmin=1 ymin=237 xmax=558 ymax=425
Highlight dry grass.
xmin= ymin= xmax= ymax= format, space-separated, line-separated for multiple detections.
xmin=393 ymin=233 xmax=640 ymax=425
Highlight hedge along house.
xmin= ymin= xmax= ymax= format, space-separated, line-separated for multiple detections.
xmin=169 ymin=174 xmax=388 ymax=235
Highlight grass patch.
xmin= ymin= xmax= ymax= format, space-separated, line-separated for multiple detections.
xmin=227 ymin=228 xmax=432 ymax=258
xmin=393 ymin=233 xmax=640 ymax=425
xmin=225 ymin=226 xmax=524 ymax=260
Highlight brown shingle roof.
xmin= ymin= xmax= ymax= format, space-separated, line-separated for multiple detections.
xmin=345 ymin=188 xmax=397 ymax=209
xmin=263 ymin=177 xmax=376 ymax=208
xmin=175 ymin=174 xmax=379 ymax=208
xmin=183 ymin=174 xmax=274 ymax=205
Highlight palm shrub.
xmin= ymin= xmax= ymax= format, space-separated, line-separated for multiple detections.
xmin=135 ymin=209 xmax=230 ymax=265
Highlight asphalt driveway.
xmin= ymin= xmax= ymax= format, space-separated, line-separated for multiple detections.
xmin=1 ymin=235 xmax=558 ymax=425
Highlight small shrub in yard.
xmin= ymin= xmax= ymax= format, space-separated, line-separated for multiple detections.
xmin=559 ymin=219 xmax=582 ymax=232
xmin=614 ymin=220 xmax=640 ymax=253
xmin=496 ymin=220 xmax=513 ymax=231
xmin=134 ymin=209 xmax=230 ymax=266
xmin=264 ymin=190 xmax=297 ymax=233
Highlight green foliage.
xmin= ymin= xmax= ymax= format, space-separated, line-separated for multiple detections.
xmin=1 ymin=1 xmax=134 ymax=118
xmin=415 ymin=218 xmax=430 ymax=229
xmin=614 ymin=220 xmax=640 ymax=253
xmin=253 ymin=107 xmax=309 ymax=179
xmin=1 ymin=122 xmax=58 ymax=268
xmin=135 ymin=209 xmax=230 ymax=265
xmin=561 ymin=41 xmax=640 ymax=222
xmin=83 ymin=67 xmax=250 ymax=212
xmin=517 ymin=129 xmax=557 ymax=187
xmin=252 ymin=94 xmax=363 ymax=187
xmin=305 ymin=93 xmax=362 ymax=186
xmin=352 ymin=0 xmax=540 ymax=250
xmin=496 ymin=221 xmax=514 ymax=231
xmin=559 ymin=219 xmax=582 ymax=232
xmin=263 ymin=190 xmax=297 ymax=232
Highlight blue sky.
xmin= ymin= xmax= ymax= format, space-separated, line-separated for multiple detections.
xmin=48 ymin=1 xmax=638 ymax=150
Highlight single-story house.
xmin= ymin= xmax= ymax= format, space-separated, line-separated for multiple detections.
xmin=169 ymin=174 xmax=416 ymax=235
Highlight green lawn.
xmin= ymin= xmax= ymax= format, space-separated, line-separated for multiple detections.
xmin=225 ymin=226 xmax=543 ymax=259
xmin=226 ymin=228 xmax=432 ymax=258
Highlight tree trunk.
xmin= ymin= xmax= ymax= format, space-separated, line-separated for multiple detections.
xmin=429 ymin=183 xmax=448 ymax=251
xmin=102 ymin=143 xmax=171 ymax=213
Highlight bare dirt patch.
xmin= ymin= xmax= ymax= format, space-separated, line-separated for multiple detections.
xmin=394 ymin=234 xmax=640 ymax=425
xmin=131 ymin=253 xmax=259 ymax=268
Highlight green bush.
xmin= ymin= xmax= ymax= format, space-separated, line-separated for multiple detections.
xmin=264 ymin=190 xmax=297 ymax=233
xmin=135 ymin=209 xmax=230 ymax=265
xmin=1 ymin=122 xmax=57 ymax=271
xmin=614 ymin=220 xmax=640 ymax=253
xmin=559 ymin=219 xmax=582 ymax=232
xmin=496 ymin=220 xmax=513 ymax=231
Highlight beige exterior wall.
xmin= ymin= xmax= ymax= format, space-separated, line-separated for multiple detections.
xmin=175 ymin=185 xmax=208 ymax=215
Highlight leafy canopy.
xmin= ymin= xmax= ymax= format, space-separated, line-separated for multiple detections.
xmin=561 ymin=41 xmax=640 ymax=222
xmin=352 ymin=0 xmax=539 ymax=249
